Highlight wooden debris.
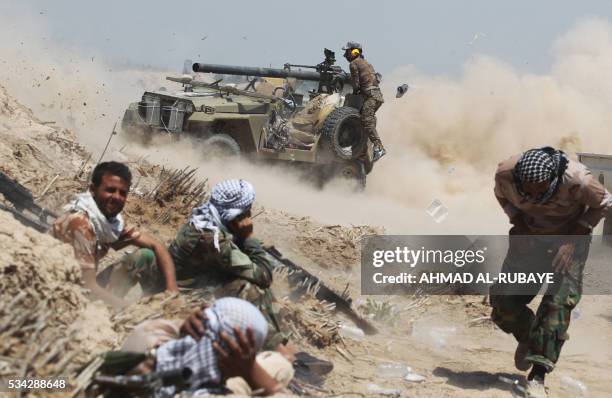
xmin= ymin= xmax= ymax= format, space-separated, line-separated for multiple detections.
xmin=37 ymin=174 xmax=59 ymax=199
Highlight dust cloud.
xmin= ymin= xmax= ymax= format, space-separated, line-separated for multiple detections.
xmin=3 ymin=11 xmax=612 ymax=234
xmin=0 ymin=5 xmax=170 ymax=151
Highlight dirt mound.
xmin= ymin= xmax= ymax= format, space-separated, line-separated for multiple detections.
xmin=0 ymin=82 xmax=93 ymax=221
xmin=0 ymin=84 xmax=38 ymax=121
xmin=0 ymin=210 xmax=118 ymax=381
xmin=111 ymin=292 xmax=200 ymax=342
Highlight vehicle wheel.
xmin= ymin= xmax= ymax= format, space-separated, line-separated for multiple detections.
xmin=334 ymin=161 xmax=366 ymax=190
xmin=320 ymin=106 xmax=367 ymax=161
xmin=202 ymin=134 xmax=241 ymax=159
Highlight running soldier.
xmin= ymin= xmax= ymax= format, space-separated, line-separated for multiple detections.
xmin=342 ymin=41 xmax=386 ymax=162
xmin=491 ymin=146 xmax=612 ymax=397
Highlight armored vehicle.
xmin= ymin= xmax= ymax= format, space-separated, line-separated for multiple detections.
xmin=121 ymin=50 xmax=375 ymax=187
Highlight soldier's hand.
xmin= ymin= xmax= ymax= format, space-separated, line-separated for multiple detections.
xmin=179 ymin=305 xmax=209 ymax=340
xmin=236 ymin=217 xmax=253 ymax=239
xmin=214 ymin=326 xmax=258 ymax=379
xmin=230 ymin=210 xmax=254 ymax=240
xmin=552 ymin=241 xmax=576 ymax=274
xmin=119 ymin=226 xmax=141 ymax=242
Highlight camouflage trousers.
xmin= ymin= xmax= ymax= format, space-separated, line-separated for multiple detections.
xmin=97 ymin=248 xmax=164 ymax=297
xmin=361 ymin=88 xmax=384 ymax=146
xmin=214 ymin=279 xmax=289 ymax=350
xmin=489 ymin=237 xmax=589 ymax=372
xmin=99 ymin=254 xmax=289 ymax=350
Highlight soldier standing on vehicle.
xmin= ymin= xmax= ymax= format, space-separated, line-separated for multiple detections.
xmin=491 ymin=146 xmax=612 ymax=398
xmin=343 ymin=41 xmax=386 ymax=162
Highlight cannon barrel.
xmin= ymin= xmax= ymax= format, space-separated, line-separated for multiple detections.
xmin=192 ymin=62 xmax=349 ymax=82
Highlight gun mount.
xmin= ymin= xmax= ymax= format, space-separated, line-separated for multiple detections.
xmin=193 ymin=49 xmax=350 ymax=94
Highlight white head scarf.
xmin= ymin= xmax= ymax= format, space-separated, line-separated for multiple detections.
xmin=155 ymin=297 xmax=268 ymax=397
xmin=64 ymin=191 xmax=124 ymax=244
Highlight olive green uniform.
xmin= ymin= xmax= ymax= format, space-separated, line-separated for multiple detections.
xmin=489 ymin=236 xmax=589 ymax=372
xmin=349 ymin=57 xmax=384 ymax=146
xmin=103 ymin=223 xmax=289 ymax=349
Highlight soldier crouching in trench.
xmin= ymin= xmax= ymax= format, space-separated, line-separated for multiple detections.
xmin=117 ymin=297 xmax=294 ymax=396
xmin=52 ymin=161 xmax=179 ymax=309
xmin=490 ymin=146 xmax=612 ymax=397
xmin=107 ymin=178 xmax=292 ymax=352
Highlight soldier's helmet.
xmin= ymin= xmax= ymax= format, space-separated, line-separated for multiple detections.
xmin=342 ymin=41 xmax=363 ymax=51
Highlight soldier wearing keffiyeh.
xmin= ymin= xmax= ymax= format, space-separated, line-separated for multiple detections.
xmin=118 ymin=297 xmax=293 ymax=397
xmin=121 ymin=179 xmax=290 ymax=350
xmin=490 ymin=146 xmax=612 ymax=397
xmin=154 ymin=297 xmax=270 ymax=397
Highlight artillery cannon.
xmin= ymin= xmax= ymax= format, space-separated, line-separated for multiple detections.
xmin=193 ymin=49 xmax=351 ymax=95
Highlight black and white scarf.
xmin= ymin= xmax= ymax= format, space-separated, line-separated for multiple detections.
xmin=513 ymin=147 xmax=569 ymax=204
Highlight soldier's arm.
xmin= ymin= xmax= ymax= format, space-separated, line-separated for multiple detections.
xmin=349 ymin=61 xmax=360 ymax=94
xmin=110 ymin=226 xmax=179 ymax=292
xmin=494 ymin=173 xmax=522 ymax=225
xmin=54 ymin=214 xmax=130 ymax=308
xmin=575 ymin=173 xmax=612 ymax=231
xmin=218 ymin=233 xmax=273 ymax=288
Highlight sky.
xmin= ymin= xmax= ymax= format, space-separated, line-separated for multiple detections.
xmin=5 ymin=0 xmax=612 ymax=76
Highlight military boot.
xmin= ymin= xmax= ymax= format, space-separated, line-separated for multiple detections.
xmin=372 ymin=142 xmax=386 ymax=162
xmin=526 ymin=376 xmax=547 ymax=398
xmin=514 ymin=342 xmax=531 ymax=371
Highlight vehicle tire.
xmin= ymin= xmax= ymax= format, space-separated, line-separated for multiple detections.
xmin=202 ymin=134 xmax=241 ymax=159
xmin=319 ymin=106 xmax=367 ymax=161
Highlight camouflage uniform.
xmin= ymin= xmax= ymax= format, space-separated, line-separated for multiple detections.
xmin=489 ymin=237 xmax=589 ymax=372
xmin=124 ymin=222 xmax=288 ymax=349
xmin=491 ymin=154 xmax=612 ymax=373
xmin=349 ymin=57 xmax=384 ymax=147
xmin=52 ymin=211 xmax=156 ymax=293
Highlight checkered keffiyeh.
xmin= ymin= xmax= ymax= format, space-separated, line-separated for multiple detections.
xmin=514 ymin=149 xmax=559 ymax=183
xmin=154 ymin=297 xmax=268 ymax=397
xmin=210 ymin=179 xmax=255 ymax=222
xmin=513 ymin=147 xmax=568 ymax=203
xmin=189 ymin=179 xmax=255 ymax=249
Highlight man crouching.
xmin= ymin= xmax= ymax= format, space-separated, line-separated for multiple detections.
xmin=491 ymin=146 xmax=612 ymax=397
xmin=53 ymin=161 xmax=178 ymax=308
xmin=118 ymin=297 xmax=292 ymax=396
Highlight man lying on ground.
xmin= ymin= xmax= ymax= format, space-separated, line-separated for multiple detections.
xmin=121 ymin=297 xmax=293 ymax=397
xmin=53 ymin=161 xmax=178 ymax=308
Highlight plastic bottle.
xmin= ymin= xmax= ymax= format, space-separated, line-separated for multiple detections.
xmin=377 ymin=362 xmax=411 ymax=378
xmin=560 ymin=375 xmax=588 ymax=396
xmin=572 ymin=307 xmax=581 ymax=320
xmin=404 ymin=372 xmax=426 ymax=382
xmin=338 ymin=324 xmax=365 ymax=340
xmin=366 ymin=384 xmax=402 ymax=397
